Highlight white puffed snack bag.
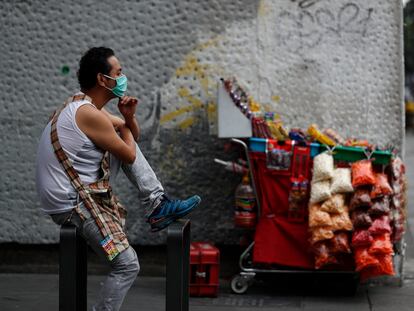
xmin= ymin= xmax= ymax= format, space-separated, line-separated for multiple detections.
xmin=330 ymin=168 xmax=353 ymax=194
xmin=310 ymin=180 xmax=332 ymax=204
xmin=312 ymin=152 xmax=334 ymax=182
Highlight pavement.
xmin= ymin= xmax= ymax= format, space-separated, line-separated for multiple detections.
xmin=2 ymin=133 xmax=414 ymax=310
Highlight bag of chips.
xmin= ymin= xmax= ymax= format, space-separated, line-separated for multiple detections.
xmin=330 ymin=168 xmax=353 ymax=194
xmin=312 ymin=152 xmax=334 ymax=182
xmin=310 ymin=180 xmax=331 ymax=204
xmin=313 ymin=242 xmax=338 ymax=269
xmin=352 ymin=229 xmax=373 ymax=247
xmin=320 ymin=194 xmax=346 ymax=214
xmin=368 ymin=197 xmax=391 ymax=216
xmin=351 ymin=160 xmax=376 ymax=187
xmin=391 ymin=157 xmax=405 ymax=180
xmin=354 ymin=247 xmax=380 ymax=272
xmin=351 ymin=210 xmax=373 ymax=228
xmin=369 ymin=215 xmax=391 ymax=235
xmin=310 ymin=227 xmax=335 ymax=244
xmin=371 ymin=173 xmax=393 ymax=198
xmin=331 ymin=232 xmax=351 ymax=254
xmin=359 ymin=254 xmax=395 ymax=281
xmin=368 ymin=234 xmax=394 ymax=255
xmin=331 ymin=212 xmax=353 ymax=232
xmin=350 ymin=188 xmax=372 ymax=210
xmin=309 ymin=204 xmax=333 ymax=228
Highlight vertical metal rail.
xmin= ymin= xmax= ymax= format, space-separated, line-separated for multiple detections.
xmin=59 ymin=224 xmax=87 ymax=311
xmin=166 ymin=219 xmax=191 ymax=311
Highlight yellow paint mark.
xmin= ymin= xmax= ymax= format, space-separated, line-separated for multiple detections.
xmin=176 ymin=56 xmax=211 ymax=96
xmin=271 ymin=95 xmax=281 ymax=103
xmin=178 ymin=117 xmax=195 ymax=130
xmin=258 ymin=0 xmax=270 ymax=16
xmin=160 ymin=105 xmax=196 ymax=124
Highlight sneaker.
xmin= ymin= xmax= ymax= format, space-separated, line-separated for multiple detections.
xmin=146 ymin=195 xmax=201 ymax=232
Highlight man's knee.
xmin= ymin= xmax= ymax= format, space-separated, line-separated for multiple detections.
xmin=113 ymin=246 xmax=140 ymax=276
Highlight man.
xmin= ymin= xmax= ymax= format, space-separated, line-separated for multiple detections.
xmin=35 ymin=47 xmax=201 ymax=311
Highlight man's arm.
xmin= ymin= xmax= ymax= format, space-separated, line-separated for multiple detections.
xmin=101 ymin=108 xmax=125 ymax=129
xmin=76 ymin=105 xmax=136 ymax=164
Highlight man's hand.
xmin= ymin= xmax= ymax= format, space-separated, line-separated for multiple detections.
xmin=118 ymin=96 xmax=138 ymax=122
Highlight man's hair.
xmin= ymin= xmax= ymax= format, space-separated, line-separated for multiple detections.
xmin=77 ymin=47 xmax=115 ymax=90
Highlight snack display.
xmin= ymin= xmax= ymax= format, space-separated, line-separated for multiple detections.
xmin=312 ymin=152 xmax=334 ymax=182
xmin=330 ymin=168 xmax=353 ymax=194
xmin=351 ymin=160 xmax=376 ymax=187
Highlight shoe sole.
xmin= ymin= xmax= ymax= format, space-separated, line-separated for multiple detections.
xmin=150 ymin=198 xmax=201 ymax=232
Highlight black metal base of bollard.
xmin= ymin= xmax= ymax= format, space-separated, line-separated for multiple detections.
xmin=166 ymin=219 xmax=191 ymax=311
xmin=59 ymin=224 xmax=87 ymax=311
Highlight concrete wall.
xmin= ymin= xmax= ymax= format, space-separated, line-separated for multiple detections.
xmin=0 ymin=0 xmax=403 ymax=245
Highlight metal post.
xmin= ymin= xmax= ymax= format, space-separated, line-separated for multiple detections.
xmin=59 ymin=224 xmax=87 ymax=311
xmin=166 ymin=219 xmax=191 ymax=311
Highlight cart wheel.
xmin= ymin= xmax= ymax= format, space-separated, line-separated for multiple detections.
xmin=231 ymin=275 xmax=249 ymax=294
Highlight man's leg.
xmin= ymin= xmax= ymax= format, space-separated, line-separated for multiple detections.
xmin=110 ymin=142 xmax=164 ymax=215
xmin=50 ymin=206 xmax=140 ymax=311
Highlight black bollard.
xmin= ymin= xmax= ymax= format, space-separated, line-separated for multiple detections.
xmin=166 ymin=219 xmax=191 ymax=311
xmin=59 ymin=224 xmax=88 ymax=311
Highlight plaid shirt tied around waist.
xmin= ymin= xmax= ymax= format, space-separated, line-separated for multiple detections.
xmin=49 ymin=94 xmax=130 ymax=261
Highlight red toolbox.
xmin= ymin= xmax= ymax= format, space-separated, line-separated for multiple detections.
xmin=190 ymin=242 xmax=220 ymax=297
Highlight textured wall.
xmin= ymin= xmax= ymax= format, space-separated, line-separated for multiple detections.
xmin=0 ymin=0 xmax=403 ymax=245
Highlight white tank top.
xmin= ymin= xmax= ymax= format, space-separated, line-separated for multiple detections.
xmin=35 ymin=95 xmax=104 ymax=214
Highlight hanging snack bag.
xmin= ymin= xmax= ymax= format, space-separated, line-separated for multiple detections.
xmin=354 ymin=248 xmax=380 ymax=272
xmin=331 ymin=212 xmax=353 ymax=232
xmin=351 ymin=210 xmax=373 ymax=228
xmin=313 ymin=242 xmax=338 ymax=269
xmin=371 ymin=173 xmax=393 ymax=198
xmin=310 ymin=180 xmax=331 ymax=204
xmin=368 ymin=234 xmax=394 ymax=255
xmin=351 ymin=160 xmax=376 ymax=187
xmin=369 ymin=215 xmax=391 ymax=235
xmin=320 ymin=194 xmax=346 ymax=214
xmin=309 ymin=204 xmax=333 ymax=228
xmin=359 ymin=254 xmax=395 ymax=281
xmin=312 ymin=152 xmax=334 ymax=182
xmin=350 ymin=188 xmax=372 ymax=210
xmin=310 ymin=227 xmax=335 ymax=244
xmin=330 ymin=168 xmax=353 ymax=194
xmin=352 ymin=230 xmax=373 ymax=247
xmin=331 ymin=232 xmax=352 ymax=254
xmin=368 ymin=197 xmax=391 ymax=216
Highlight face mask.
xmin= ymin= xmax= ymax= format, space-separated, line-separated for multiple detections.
xmin=103 ymin=74 xmax=128 ymax=97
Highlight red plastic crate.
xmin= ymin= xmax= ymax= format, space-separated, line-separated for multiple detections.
xmin=190 ymin=242 xmax=220 ymax=297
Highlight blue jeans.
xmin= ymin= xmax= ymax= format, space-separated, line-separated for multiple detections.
xmin=50 ymin=143 xmax=164 ymax=310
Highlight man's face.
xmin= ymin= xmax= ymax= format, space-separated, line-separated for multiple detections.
xmin=100 ymin=56 xmax=123 ymax=97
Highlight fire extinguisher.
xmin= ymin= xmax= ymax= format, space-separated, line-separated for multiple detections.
xmin=234 ymin=174 xmax=257 ymax=228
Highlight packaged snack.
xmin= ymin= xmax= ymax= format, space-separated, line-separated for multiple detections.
xmin=371 ymin=173 xmax=393 ymax=198
xmin=350 ymin=188 xmax=372 ymax=210
xmin=368 ymin=197 xmax=391 ymax=216
xmin=323 ymin=128 xmax=345 ymax=145
xmin=310 ymin=227 xmax=335 ymax=244
xmin=351 ymin=210 xmax=373 ymax=228
xmin=331 ymin=232 xmax=351 ymax=254
xmin=312 ymin=152 xmax=334 ymax=182
xmin=320 ymin=194 xmax=346 ymax=214
xmin=330 ymin=168 xmax=353 ymax=194
xmin=359 ymin=254 xmax=395 ymax=281
xmin=308 ymin=124 xmax=337 ymax=147
xmin=309 ymin=204 xmax=333 ymax=228
xmin=313 ymin=242 xmax=338 ymax=269
xmin=354 ymin=248 xmax=380 ymax=272
xmin=331 ymin=212 xmax=353 ymax=232
xmin=310 ymin=180 xmax=332 ymax=204
xmin=351 ymin=160 xmax=376 ymax=187
xmin=368 ymin=234 xmax=394 ymax=255
xmin=391 ymin=157 xmax=405 ymax=180
xmin=369 ymin=215 xmax=391 ymax=235
xmin=352 ymin=230 xmax=373 ymax=247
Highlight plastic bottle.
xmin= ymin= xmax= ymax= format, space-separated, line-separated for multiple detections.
xmin=234 ymin=174 xmax=257 ymax=228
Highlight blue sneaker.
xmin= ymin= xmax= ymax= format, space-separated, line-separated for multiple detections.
xmin=146 ymin=195 xmax=201 ymax=232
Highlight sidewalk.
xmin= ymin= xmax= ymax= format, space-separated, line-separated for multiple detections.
xmin=2 ymin=134 xmax=414 ymax=310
